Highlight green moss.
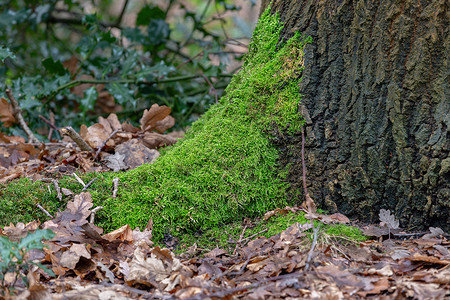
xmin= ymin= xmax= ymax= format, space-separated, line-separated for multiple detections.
xmin=1 ymin=8 xmax=312 ymax=241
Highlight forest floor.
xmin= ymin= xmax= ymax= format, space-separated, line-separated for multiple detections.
xmin=0 ymin=192 xmax=449 ymax=299
xmin=0 ymin=108 xmax=449 ymax=299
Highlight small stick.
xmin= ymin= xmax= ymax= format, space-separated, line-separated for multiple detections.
xmin=38 ymin=114 xmax=60 ymax=132
xmin=5 ymin=89 xmax=40 ymax=143
xmin=305 ymin=223 xmax=320 ymax=272
xmin=51 ymin=179 xmax=62 ymax=201
xmin=233 ymin=225 xmax=248 ymax=255
xmin=0 ymin=142 xmax=68 ymax=147
xmin=73 ymin=173 xmax=85 ymax=187
xmin=48 ymin=112 xmax=55 ymax=140
xmin=240 ymin=228 xmax=268 ymax=246
xmin=201 ymin=74 xmax=218 ymax=103
xmin=90 ymin=206 xmax=103 ymax=223
xmin=82 ymin=178 xmax=97 ymax=191
xmin=112 ymin=177 xmax=119 ymax=199
xmin=94 ymin=129 xmax=119 ymax=160
xmin=36 ymin=203 xmax=53 ymax=218
xmin=60 ymin=126 xmax=94 ymax=152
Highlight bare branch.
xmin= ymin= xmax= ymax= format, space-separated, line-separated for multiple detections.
xmin=5 ymin=89 xmax=40 ymax=144
xmin=61 ymin=126 xmax=94 ymax=152
xmin=36 ymin=203 xmax=53 ymax=219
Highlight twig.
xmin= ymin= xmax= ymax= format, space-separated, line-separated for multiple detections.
xmin=38 ymin=114 xmax=59 ymax=131
xmin=73 ymin=173 xmax=86 ymax=187
xmin=300 ymin=116 xmax=309 ymax=202
xmin=112 ymin=177 xmax=119 ymax=199
xmin=0 ymin=142 xmax=67 ymax=147
xmin=61 ymin=126 xmax=94 ymax=152
xmin=94 ymin=129 xmax=119 ymax=160
xmin=5 ymin=89 xmax=40 ymax=143
xmin=232 ymin=225 xmax=248 ymax=255
xmin=51 ymin=179 xmax=62 ymax=201
xmin=305 ymin=223 xmax=320 ymax=272
xmin=241 ymin=228 xmax=268 ymax=246
xmin=49 ymin=112 xmax=56 ymax=140
xmin=115 ymin=0 xmax=129 ymax=26
xmin=43 ymin=75 xmax=231 ymax=103
xmin=201 ymin=74 xmax=218 ymax=103
xmin=36 ymin=203 xmax=53 ymax=218
xmin=90 ymin=206 xmax=103 ymax=223
xmin=82 ymin=178 xmax=97 ymax=191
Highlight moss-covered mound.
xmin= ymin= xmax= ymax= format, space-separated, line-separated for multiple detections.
xmin=0 ymin=9 xmax=312 ymax=241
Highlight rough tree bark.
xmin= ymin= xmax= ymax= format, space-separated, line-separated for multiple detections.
xmin=261 ymin=0 xmax=449 ymax=230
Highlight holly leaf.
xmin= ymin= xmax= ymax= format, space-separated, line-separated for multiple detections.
xmin=0 ymin=46 xmax=15 ymax=62
xmin=42 ymin=57 xmax=67 ymax=76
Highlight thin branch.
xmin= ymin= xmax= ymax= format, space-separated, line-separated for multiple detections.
xmin=180 ymin=0 xmax=213 ymax=49
xmin=52 ymin=179 xmax=62 ymax=201
xmin=305 ymin=224 xmax=320 ymax=271
xmin=115 ymin=0 xmax=129 ymax=26
xmin=201 ymin=74 xmax=218 ymax=103
xmin=38 ymin=114 xmax=59 ymax=131
xmin=73 ymin=173 xmax=85 ymax=187
xmin=112 ymin=177 xmax=119 ymax=199
xmin=36 ymin=203 xmax=53 ymax=219
xmin=47 ymin=15 xmax=119 ymax=30
xmin=44 ymin=74 xmax=232 ymax=102
xmin=94 ymin=129 xmax=119 ymax=160
xmin=90 ymin=206 xmax=103 ymax=223
xmin=0 ymin=142 xmax=68 ymax=147
xmin=60 ymin=126 xmax=94 ymax=152
xmin=5 ymin=89 xmax=40 ymax=144
xmin=82 ymin=178 xmax=97 ymax=192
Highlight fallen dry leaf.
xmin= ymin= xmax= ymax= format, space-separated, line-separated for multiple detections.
xmin=140 ymin=104 xmax=172 ymax=132
xmin=0 ymin=97 xmax=16 ymax=127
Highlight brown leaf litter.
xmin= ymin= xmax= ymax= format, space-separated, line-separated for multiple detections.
xmin=0 ymin=104 xmax=184 ymax=182
xmin=1 ymin=193 xmax=448 ymax=299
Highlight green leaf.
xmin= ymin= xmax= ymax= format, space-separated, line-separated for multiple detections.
xmin=107 ymin=83 xmax=134 ymax=106
xmin=42 ymin=58 xmax=67 ymax=76
xmin=18 ymin=229 xmax=55 ymax=250
xmin=146 ymin=20 xmax=170 ymax=46
xmin=81 ymin=86 xmax=98 ymax=113
xmin=0 ymin=46 xmax=15 ymax=62
xmin=136 ymin=5 xmax=165 ymax=26
xmin=32 ymin=262 xmax=55 ymax=277
xmin=122 ymin=27 xmax=146 ymax=44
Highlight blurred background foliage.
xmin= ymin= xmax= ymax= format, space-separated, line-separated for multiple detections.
xmin=0 ymin=0 xmax=258 ymax=141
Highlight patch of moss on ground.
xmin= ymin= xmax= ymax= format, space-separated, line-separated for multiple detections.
xmin=0 ymin=9 xmax=313 ymax=241
xmin=0 ymin=172 xmax=116 ymax=227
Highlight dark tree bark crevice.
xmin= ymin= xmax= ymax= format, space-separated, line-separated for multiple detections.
xmin=263 ymin=0 xmax=449 ymax=230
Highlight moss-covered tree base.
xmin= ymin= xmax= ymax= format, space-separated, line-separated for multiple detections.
xmin=0 ymin=9 xmax=312 ymax=241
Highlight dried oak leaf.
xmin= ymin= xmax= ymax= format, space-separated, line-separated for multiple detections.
xmin=379 ymin=209 xmax=399 ymax=230
xmin=114 ymin=139 xmax=160 ymax=169
xmin=126 ymin=246 xmax=188 ymax=289
xmin=422 ymin=227 xmax=445 ymax=239
xmin=80 ymin=123 xmax=114 ymax=149
xmin=66 ymin=192 xmax=93 ymax=221
xmin=154 ymin=116 xmax=175 ymax=133
xmin=104 ymin=152 xmax=127 ymax=172
xmin=140 ymin=104 xmax=171 ymax=132
xmin=141 ymin=132 xmax=177 ymax=149
xmin=102 ymin=224 xmax=133 ymax=242
xmin=122 ymin=121 xmax=140 ymax=133
xmin=0 ymin=97 xmax=16 ymax=127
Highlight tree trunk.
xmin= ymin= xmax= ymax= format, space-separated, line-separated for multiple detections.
xmin=262 ymin=0 xmax=449 ymax=230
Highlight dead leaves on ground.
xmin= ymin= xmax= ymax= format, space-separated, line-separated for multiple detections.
xmin=0 ymin=104 xmax=184 ymax=182
xmin=1 ymin=197 xmax=448 ymax=299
